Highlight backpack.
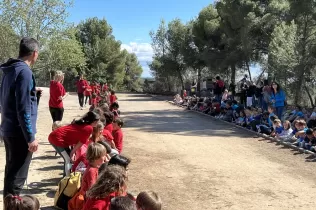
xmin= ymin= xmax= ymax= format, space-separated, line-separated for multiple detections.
xmin=54 ymin=172 xmax=82 ymax=210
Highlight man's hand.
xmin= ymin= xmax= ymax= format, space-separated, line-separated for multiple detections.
xmin=28 ymin=140 xmax=39 ymax=152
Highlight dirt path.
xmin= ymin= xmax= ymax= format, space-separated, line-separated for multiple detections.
xmin=0 ymin=92 xmax=316 ymax=210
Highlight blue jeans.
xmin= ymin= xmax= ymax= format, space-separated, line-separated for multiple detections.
xmin=262 ymin=100 xmax=268 ymax=111
xmin=215 ymin=94 xmax=222 ymax=102
xmin=276 ymin=106 xmax=284 ymax=120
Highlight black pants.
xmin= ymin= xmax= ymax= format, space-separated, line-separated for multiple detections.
xmin=78 ymin=93 xmax=84 ymax=107
xmin=3 ymin=136 xmax=32 ymax=198
xmin=85 ymin=95 xmax=91 ymax=105
xmin=49 ymin=107 xmax=64 ymax=122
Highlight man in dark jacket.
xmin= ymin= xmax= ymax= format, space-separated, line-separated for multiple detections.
xmin=0 ymin=37 xmax=39 ymax=198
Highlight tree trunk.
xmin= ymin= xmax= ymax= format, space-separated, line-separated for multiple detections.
xmin=230 ymin=64 xmax=236 ymax=85
xmin=304 ymin=85 xmax=315 ymax=108
xmin=246 ymin=61 xmax=252 ymax=82
xmin=166 ymin=76 xmax=171 ymax=92
xmin=197 ymin=68 xmax=201 ymax=93
xmin=177 ymin=69 xmax=185 ymax=91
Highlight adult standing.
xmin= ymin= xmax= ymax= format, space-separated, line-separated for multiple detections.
xmin=270 ymin=82 xmax=286 ymax=119
xmin=48 ymin=111 xmax=100 ymax=176
xmin=255 ymin=81 xmax=264 ymax=108
xmin=76 ymin=74 xmax=87 ymax=110
xmin=0 ymin=38 xmax=39 ymax=198
xmin=262 ymin=80 xmax=272 ymax=111
xmin=49 ymin=71 xmax=68 ymax=122
xmin=214 ymin=76 xmax=225 ymax=102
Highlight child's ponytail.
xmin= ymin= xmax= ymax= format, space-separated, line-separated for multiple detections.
xmin=73 ymin=111 xmax=100 ymax=125
xmin=4 ymin=194 xmax=40 ymax=210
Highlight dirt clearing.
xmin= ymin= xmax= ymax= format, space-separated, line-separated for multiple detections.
xmin=0 ymin=92 xmax=316 ymax=210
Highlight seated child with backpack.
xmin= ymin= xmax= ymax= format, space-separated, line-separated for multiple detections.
xmin=68 ymin=142 xmax=108 ymax=210
xmin=83 ymin=165 xmax=128 ymax=210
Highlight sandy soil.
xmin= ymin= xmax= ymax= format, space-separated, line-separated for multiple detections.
xmin=0 ymin=91 xmax=316 ymax=210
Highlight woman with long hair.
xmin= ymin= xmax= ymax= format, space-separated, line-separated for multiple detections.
xmin=270 ymin=82 xmax=286 ymax=119
xmin=49 ymin=71 xmax=68 ymax=122
xmin=48 ymin=111 xmax=100 ymax=176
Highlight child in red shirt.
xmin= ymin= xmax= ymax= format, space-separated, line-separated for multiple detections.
xmin=68 ymin=142 xmax=107 ymax=210
xmin=73 ymin=122 xmax=107 ymax=173
xmin=113 ymin=118 xmax=124 ymax=154
xmin=103 ymin=111 xmax=114 ymax=133
xmin=84 ymin=83 xmax=92 ymax=106
xmin=83 ymin=165 xmax=128 ymax=210
xmin=110 ymin=90 xmax=117 ymax=105
xmin=48 ymin=111 xmax=100 ymax=176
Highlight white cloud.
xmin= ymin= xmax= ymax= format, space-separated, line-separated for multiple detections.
xmin=121 ymin=42 xmax=154 ymax=77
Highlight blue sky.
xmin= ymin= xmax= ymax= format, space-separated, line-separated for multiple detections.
xmin=68 ymin=0 xmax=214 ymax=77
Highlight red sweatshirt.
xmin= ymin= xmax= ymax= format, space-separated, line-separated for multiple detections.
xmin=83 ymin=192 xmax=122 ymax=210
xmin=113 ymin=129 xmax=123 ymax=153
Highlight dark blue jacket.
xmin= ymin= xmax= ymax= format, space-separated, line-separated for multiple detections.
xmin=0 ymin=59 xmax=38 ymax=143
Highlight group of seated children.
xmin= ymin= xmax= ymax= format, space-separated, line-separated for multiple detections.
xmin=188 ymin=96 xmax=316 ymax=153
xmin=3 ymin=95 xmax=162 ymax=210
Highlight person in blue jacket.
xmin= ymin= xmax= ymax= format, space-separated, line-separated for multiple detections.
xmin=0 ymin=37 xmax=39 ymax=198
xmin=270 ymin=82 xmax=286 ymax=120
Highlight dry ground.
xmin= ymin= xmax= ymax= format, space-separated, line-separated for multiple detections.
xmin=0 ymin=90 xmax=316 ymax=210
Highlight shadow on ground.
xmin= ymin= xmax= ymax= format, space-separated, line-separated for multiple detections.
xmin=123 ymin=109 xmax=254 ymax=138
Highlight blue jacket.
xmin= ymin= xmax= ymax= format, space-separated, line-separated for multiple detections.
xmin=0 ymin=59 xmax=38 ymax=143
xmin=270 ymin=90 xmax=286 ymax=107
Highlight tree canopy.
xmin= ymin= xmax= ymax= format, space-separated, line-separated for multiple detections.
xmin=149 ymin=0 xmax=316 ymax=106
xmin=0 ymin=0 xmax=143 ymax=91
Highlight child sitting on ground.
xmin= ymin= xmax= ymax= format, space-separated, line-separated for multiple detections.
xmin=111 ymin=102 xmax=120 ymax=118
xmin=235 ymin=110 xmax=246 ymax=127
xmin=72 ymin=122 xmax=112 ymax=173
xmin=83 ymin=165 xmax=128 ymax=210
xmin=110 ymin=90 xmax=118 ymax=105
xmin=301 ymin=128 xmax=316 ymax=150
xmin=270 ymin=119 xmax=284 ymax=137
xmin=69 ymin=142 xmax=108 ymax=210
xmin=209 ymin=99 xmax=221 ymax=116
xmin=4 ymin=194 xmax=40 ymax=210
xmin=113 ymin=118 xmax=124 ymax=153
xmin=136 ymin=191 xmax=162 ymax=210
xmin=277 ymin=120 xmax=293 ymax=141
xmin=222 ymin=101 xmax=234 ymax=122
xmin=292 ymin=120 xmax=308 ymax=146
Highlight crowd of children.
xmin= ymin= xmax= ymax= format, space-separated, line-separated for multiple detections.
xmin=4 ymin=88 xmax=162 ymax=210
xmin=174 ymin=83 xmax=316 ymax=154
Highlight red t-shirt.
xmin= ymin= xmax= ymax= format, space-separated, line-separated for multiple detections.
xmin=91 ymin=85 xmax=97 ymax=93
xmin=77 ymin=80 xmax=87 ymax=94
xmin=110 ymin=95 xmax=117 ymax=105
xmin=91 ymin=98 xmax=97 ymax=106
xmin=83 ymin=193 xmax=120 ymax=210
xmin=102 ymin=128 xmax=114 ymax=141
xmin=103 ymin=85 xmax=108 ymax=91
xmin=48 ymin=124 xmax=93 ymax=147
xmin=49 ymin=81 xmax=66 ymax=108
xmin=104 ymin=124 xmax=113 ymax=133
xmin=81 ymin=166 xmax=98 ymax=193
xmin=84 ymin=85 xmax=92 ymax=96
xmin=113 ymin=129 xmax=123 ymax=153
